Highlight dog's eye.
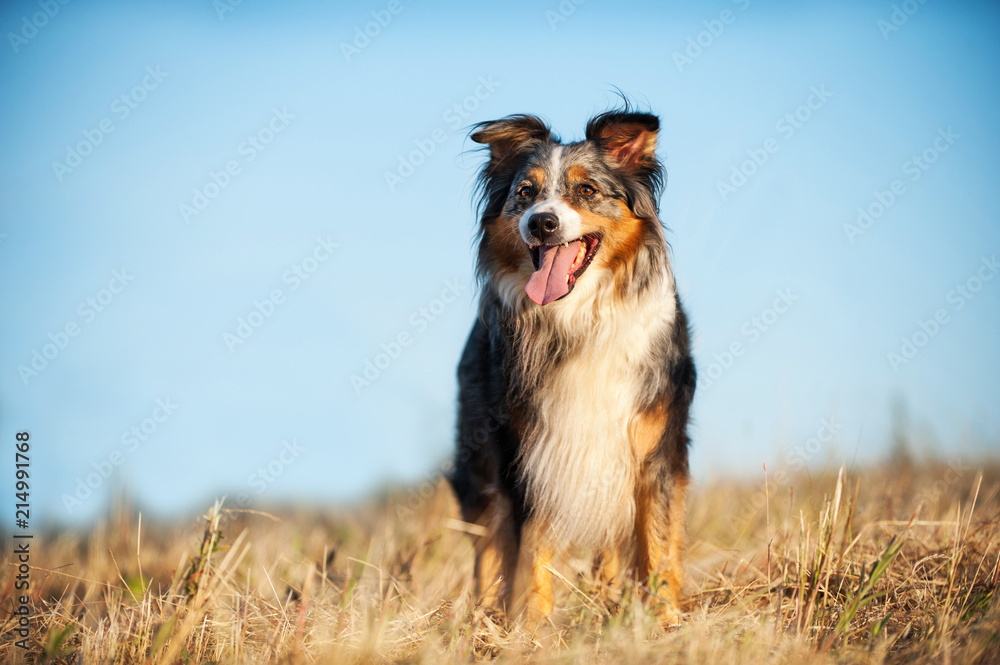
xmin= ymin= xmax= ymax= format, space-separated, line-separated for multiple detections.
xmin=579 ymin=184 xmax=596 ymax=197
xmin=516 ymin=185 xmax=533 ymax=198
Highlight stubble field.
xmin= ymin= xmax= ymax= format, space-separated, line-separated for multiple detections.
xmin=3 ymin=458 xmax=999 ymax=664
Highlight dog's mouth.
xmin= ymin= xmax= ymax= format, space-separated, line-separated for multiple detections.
xmin=525 ymin=233 xmax=601 ymax=306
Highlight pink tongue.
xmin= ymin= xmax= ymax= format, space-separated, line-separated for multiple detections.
xmin=525 ymin=241 xmax=582 ymax=305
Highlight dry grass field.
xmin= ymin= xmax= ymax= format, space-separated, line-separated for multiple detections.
xmin=3 ymin=458 xmax=999 ymax=664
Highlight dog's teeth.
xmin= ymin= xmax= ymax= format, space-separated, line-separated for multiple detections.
xmin=576 ymin=243 xmax=586 ymax=262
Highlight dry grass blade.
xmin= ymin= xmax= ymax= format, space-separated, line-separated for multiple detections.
xmin=835 ymin=516 xmax=912 ymax=636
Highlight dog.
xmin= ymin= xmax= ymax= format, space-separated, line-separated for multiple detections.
xmin=448 ymin=106 xmax=696 ymax=626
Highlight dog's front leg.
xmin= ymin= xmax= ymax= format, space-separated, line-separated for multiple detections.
xmin=473 ymin=494 xmax=518 ymax=611
xmin=593 ymin=546 xmax=624 ymax=606
xmin=512 ymin=517 xmax=554 ymax=626
xmin=634 ymin=464 xmax=687 ymax=627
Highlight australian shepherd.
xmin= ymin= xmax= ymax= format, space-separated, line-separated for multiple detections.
xmin=448 ymin=106 xmax=696 ymax=626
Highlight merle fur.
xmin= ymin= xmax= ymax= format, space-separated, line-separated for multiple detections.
xmin=449 ymin=106 xmax=696 ymax=594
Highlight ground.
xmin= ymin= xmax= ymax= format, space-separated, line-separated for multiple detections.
xmin=2 ymin=458 xmax=999 ymax=664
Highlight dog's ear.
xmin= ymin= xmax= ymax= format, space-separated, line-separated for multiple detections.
xmin=585 ymin=111 xmax=659 ymax=173
xmin=471 ymin=115 xmax=551 ymax=168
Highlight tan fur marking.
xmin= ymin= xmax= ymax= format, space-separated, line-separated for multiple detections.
xmin=574 ymin=201 xmax=649 ymax=294
xmin=593 ymin=547 xmax=624 ymax=605
xmin=526 ymin=166 xmax=546 ymax=186
xmin=475 ymin=541 xmax=504 ymax=604
xmin=634 ymin=470 xmax=687 ymax=626
xmin=473 ymin=494 xmax=517 ymax=610
xmin=665 ymin=472 xmax=688 ymax=609
xmin=513 ymin=519 xmax=554 ymax=625
xmin=566 ymin=164 xmax=590 ymax=183
xmin=629 ymin=402 xmax=669 ymax=461
xmin=633 ymin=482 xmax=656 ymax=575
xmin=595 ymin=547 xmax=622 ymax=585
xmin=483 ymin=215 xmax=531 ymax=277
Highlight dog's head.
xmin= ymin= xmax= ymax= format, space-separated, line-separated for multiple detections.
xmin=471 ymin=108 xmax=667 ymax=308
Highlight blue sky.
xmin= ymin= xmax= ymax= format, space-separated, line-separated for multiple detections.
xmin=2 ymin=0 xmax=998 ymax=524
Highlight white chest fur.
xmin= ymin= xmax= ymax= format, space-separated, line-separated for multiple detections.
xmin=519 ymin=287 xmax=677 ymax=549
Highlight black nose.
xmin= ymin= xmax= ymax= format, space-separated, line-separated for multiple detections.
xmin=527 ymin=212 xmax=559 ymax=243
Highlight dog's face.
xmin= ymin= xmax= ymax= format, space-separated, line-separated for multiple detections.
xmin=472 ymin=111 xmax=666 ymax=307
